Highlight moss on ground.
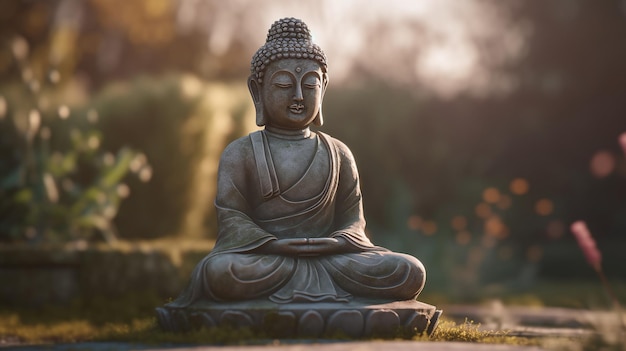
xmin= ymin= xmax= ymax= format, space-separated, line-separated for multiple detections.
xmin=1 ymin=314 xmax=539 ymax=346
xmin=425 ymin=319 xmax=536 ymax=345
xmin=3 ymin=280 xmax=624 ymax=347
xmin=0 ymin=292 xmax=536 ymax=346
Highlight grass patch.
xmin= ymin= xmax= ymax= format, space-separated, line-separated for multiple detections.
xmin=1 ymin=315 xmax=537 ymax=346
xmin=3 ymin=279 xmax=623 ymax=346
xmin=0 ymin=291 xmax=161 ymax=344
xmin=1 ymin=296 xmax=536 ymax=347
xmin=425 ymin=319 xmax=536 ymax=346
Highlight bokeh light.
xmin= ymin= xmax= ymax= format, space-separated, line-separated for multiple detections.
xmin=117 ymin=183 xmax=130 ymax=198
xmin=535 ymin=198 xmax=554 ymax=216
xmin=475 ymin=202 xmax=492 ymax=219
xmin=58 ymin=105 xmax=70 ymax=119
xmin=48 ymin=69 xmax=61 ymax=84
xmin=139 ymin=166 xmax=153 ymax=182
xmin=619 ymin=132 xmax=626 ymax=157
xmin=0 ymin=95 xmax=6 ymax=119
xmin=421 ymin=220 xmax=437 ymax=236
xmin=482 ymin=187 xmax=501 ymax=204
xmin=510 ymin=178 xmax=529 ymax=195
xmin=589 ymin=150 xmax=615 ymax=178
xmin=485 ymin=216 xmax=508 ymax=239
xmin=407 ymin=215 xmax=422 ymax=231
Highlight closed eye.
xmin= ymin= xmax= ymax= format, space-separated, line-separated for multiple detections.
xmin=304 ymin=83 xmax=320 ymax=89
xmin=274 ymin=83 xmax=292 ymax=88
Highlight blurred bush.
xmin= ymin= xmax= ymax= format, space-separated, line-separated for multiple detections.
xmin=323 ymin=82 xmax=626 ymax=299
xmin=90 ymin=75 xmax=253 ymax=239
xmin=0 ymin=81 xmax=142 ymax=243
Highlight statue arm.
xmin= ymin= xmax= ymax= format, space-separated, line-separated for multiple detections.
xmin=329 ymin=140 xmax=376 ymax=250
xmin=213 ymin=140 xmax=276 ymax=252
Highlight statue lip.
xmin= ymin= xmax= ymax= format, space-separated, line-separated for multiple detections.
xmin=289 ymin=104 xmax=305 ymax=114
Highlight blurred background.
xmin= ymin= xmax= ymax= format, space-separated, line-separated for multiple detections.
xmin=1 ymin=0 xmax=625 ymax=305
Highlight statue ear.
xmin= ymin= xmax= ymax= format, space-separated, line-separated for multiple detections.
xmin=313 ymin=73 xmax=329 ymax=127
xmin=248 ymin=76 xmax=265 ymax=126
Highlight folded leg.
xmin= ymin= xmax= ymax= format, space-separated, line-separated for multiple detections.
xmin=322 ymin=251 xmax=425 ymax=300
xmin=204 ymin=253 xmax=296 ymax=300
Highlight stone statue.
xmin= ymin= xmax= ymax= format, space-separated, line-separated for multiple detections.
xmin=158 ymin=18 xmax=440 ymax=337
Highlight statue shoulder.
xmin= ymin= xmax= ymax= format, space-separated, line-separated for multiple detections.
xmin=319 ymin=132 xmax=356 ymax=162
xmin=219 ymin=134 xmax=255 ymax=168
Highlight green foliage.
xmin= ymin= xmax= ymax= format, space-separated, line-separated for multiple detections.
xmin=0 ymin=57 xmax=146 ymax=243
xmin=0 ymin=100 xmax=144 ymax=243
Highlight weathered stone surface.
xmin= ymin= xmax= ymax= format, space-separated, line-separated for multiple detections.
xmin=264 ymin=311 xmax=297 ymax=337
xmin=364 ymin=309 xmax=400 ymax=337
xmin=326 ymin=310 xmax=363 ymax=337
xmin=298 ymin=310 xmax=324 ymax=337
xmin=159 ymin=17 xmax=440 ymax=338
xmin=157 ymin=299 xmax=441 ymax=337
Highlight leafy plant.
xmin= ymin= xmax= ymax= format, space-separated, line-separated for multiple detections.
xmin=0 ymin=37 xmax=149 ymax=244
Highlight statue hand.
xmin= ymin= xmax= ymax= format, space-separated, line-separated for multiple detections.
xmin=256 ymin=237 xmax=355 ymax=256
xmin=289 ymin=238 xmax=339 ymax=256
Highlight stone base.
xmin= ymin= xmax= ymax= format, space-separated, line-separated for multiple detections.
xmin=156 ymin=299 xmax=442 ymax=338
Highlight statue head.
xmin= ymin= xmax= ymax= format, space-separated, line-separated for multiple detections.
xmin=248 ymin=18 xmax=329 ymax=128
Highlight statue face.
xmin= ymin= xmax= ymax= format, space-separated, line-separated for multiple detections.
xmin=261 ymin=59 xmax=325 ymax=130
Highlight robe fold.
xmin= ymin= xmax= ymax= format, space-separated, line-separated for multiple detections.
xmin=170 ymin=130 xmax=425 ymax=307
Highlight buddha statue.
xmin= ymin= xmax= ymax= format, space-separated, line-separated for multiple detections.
xmin=171 ymin=18 xmax=426 ymax=307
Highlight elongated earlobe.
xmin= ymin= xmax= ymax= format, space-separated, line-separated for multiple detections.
xmin=313 ymin=108 xmax=323 ymax=126
xmin=314 ymin=73 xmax=329 ymax=126
xmin=247 ymin=76 xmax=265 ymax=126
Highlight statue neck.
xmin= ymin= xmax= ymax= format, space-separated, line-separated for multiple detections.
xmin=264 ymin=125 xmax=312 ymax=140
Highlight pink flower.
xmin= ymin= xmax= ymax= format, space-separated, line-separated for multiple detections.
xmin=570 ymin=221 xmax=602 ymax=271
xmin=619 ymin=132 xmax=626 ymax=157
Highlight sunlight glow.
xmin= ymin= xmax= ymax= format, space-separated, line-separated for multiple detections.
xmin=176 ymin=0 xmax=529 ymax=97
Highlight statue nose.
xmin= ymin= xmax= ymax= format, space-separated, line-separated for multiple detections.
xmin=293 ymin=85 xmax=304 ymax=102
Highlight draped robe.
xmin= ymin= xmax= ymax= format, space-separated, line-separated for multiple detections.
xmin=170 ymin=130 xmax=425 ymax=306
